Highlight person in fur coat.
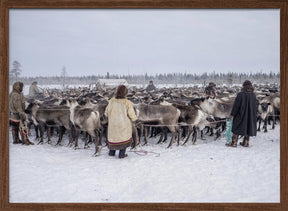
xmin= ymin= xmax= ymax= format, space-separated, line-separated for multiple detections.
xmin=9 ymin=82 xmax=34 ymax=145
xmin=104 ymin=85 xmax=138 ymax=158
xmin=226 ymin=80 xmax=257 ymax=147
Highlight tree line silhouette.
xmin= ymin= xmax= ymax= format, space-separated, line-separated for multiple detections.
xmin=13 ymin=71 xmax=279 ymax=86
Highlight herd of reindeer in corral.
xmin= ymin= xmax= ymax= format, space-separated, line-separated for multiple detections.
xmin=23 ymin=83 xmax=280 ymax=156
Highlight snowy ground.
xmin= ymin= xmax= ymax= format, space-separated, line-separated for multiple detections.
xmin=9 ymin=123 xmax=280 ymax=203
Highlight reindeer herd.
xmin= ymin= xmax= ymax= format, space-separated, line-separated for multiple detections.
xmin=23 ymin=83 xmax=280 ymax=156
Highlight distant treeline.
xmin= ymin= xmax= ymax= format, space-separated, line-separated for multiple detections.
xmin=13 ymin=72 xmax=280 ymax=86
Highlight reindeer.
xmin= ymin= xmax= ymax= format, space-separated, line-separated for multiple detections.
xmin=171 ymin=103 xmax=210 ymax=145
xmin=257 ymin=97 xmax=275 ymax=132
xmin=26 ymin=102 xmax=74 ymax=145
xmin=134 ymin=103 xmax=181 ymax=148
xmin=190 ymin=96 xmax=234 ymax=140
xmin=68 ymin=99 xmax=103 ymax=156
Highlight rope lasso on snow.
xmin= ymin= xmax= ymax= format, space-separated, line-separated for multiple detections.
xmin=129 ymin=149 xmax=160 ymax=157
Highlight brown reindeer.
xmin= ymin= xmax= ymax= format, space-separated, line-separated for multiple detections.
xmin=68 ymin=99 xmax=102 ymax=156
xmin=171 ymin=103 xmax=210 ymax=145
xmin=27 ymin=102 xmax=74 ymax=145
xmin=134 ymin=103 xmax=181 ymax=148
xmin=257 ymin=97 xmax=275 ymax=132
xmin=190 ymin=96 xmax=234 ymax=140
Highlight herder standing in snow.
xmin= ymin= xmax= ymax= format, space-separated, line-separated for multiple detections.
xmin=205 ymin=82 xmax=216 ymax=98
xmin=104 ymin=85 xmax=139 ymax=159
xmin=146 ymin=80 xmax=156 ymax=92
xmin=226 ymin=80 xmax=257 ymax=147
xmin=28 ymin=81 xmax=42 ymax=98
xmin=9 ymin=82 xmax=34 ymax=145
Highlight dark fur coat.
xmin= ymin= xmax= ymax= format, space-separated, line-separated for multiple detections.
xmin=231 ymin=85 xmax=257 ymax=136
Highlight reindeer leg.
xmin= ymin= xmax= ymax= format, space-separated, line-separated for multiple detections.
xmin=46 ymin=127 xmax=52 ymax=144
xmin=38 ymin=122 xmax=45 ymax=144
xmin=167 ymin=132 xmax=176 ymax=148
xmin=163 ymin=127 xmax=168 ymax=143
xmin=143 ymin=126 xmax=148 ymax=146
xmin=192 ymin=126 xmax=198 ymax=144
xmin=56 ymin=126 xmax=65 ymax=145
xmin=177 ymin=126 xmax=181 ymax=146
xmin=73 ymin=130 xmax=81 ymax=149
xmin=50 ymin=126 xmax=55 ymax=137
xmin=153 ymin=127 xmax=158 ymax=137
xmin=93 ymin=132 xmax=101 ymax=157
xmin=257 ymin=118 xmax=261 ymax=131
xmin=27 ymin=122 xmax=32 ymax=136
xmin=100 ymin=126 xmax=107 ymax=146
xmin=56 ymin=126 xmax=63 ymax=146
xmin=262 ymin=119 xmax=265 ymax=130
xmin=157 ymin=128 xmax=164 ymax=144
xmin=83 ymin=137 xmax=90 ymax=149
xmin=215 ymin=128 xmax=221 ymax=140
xmin=201 ymin=129 xmax=206 ymax=140
xmin=89 ymin=135 xmax=93 ymax=145
xmin=82 ymin=131 xmax=87 ymax=144
xmin=66 ymin=129 xmax=74 ymax=148
xmin=272 ymin=113 xmax=275 ymax=129
xmin=71 ymin=129 xmax=79 ymax=148
xmin=149 ymin=127 xmax=154 ymax=138
xmin=209 ymin=128 xmax=214 ymax=136
xmin=83 ymin=131 xmax=91 ymax=149
xmin=182 ymin=126 xmax=193 ymax=146
xmin=87 ymin=132 xmax=93 ymax=145
xmin=131 ymin=125 xmax=139 ymax=149
xmin=138 ymin=125 xmax=143 ymax=146
xmin=221 ymin=121 xmax=226 ymax=132
xmin=264 ymin=118 xmax=268 ymax=133
xmin=67 ymin=130 xmax=74 ymax=147
xmin=157 ymin=127 xmax=168 ymax=144
xmin=98 ymin=128 xmax=103 ymax=146
xmin=35 ymin=125 xmax=40 ymax=140
xmin=154 ymin=127 xmax=160 ymax=137
xmin=182 ymin=126 xmax=187 ymax=138
xmin=167 ymin=126 xmax=176 ymax=148
xmin=86 ymin=129 xmax=98 ymax=149
xmin=204 ymin=126 xmax=210 ymax=135
xmin=80 ymin=131 xmax=89 ymax=149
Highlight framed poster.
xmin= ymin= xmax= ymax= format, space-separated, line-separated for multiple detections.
xmin=1 ymin=0 xmax=287 ymax=211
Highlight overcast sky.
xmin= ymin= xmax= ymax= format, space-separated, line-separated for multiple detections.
xmin=9 ymin=9 xmax=280 ymax=77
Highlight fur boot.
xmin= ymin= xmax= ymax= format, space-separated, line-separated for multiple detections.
xmin=12 ymin=126 xmax=21 ymax=144
xmin=119 ymin=148 xmax=128 ymax=159
xmin=226 ymin=134 xmax=238 ymax=147
xmin=109 ymin=150 xmax=116 ymax=156
xmin=240 ymin=136 xmax=249 ymax=147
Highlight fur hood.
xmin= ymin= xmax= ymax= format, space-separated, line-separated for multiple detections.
xmin=12 ymin=82 xmax=24 ymax=93
xmin=241 ymin=80 xmax=254 ymax=92
xmin=241 ymin=85 xmax=254 ymax=92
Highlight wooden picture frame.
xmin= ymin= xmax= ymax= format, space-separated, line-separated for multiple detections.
xmin=1 ymin=0 xmax=287 ymax=210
